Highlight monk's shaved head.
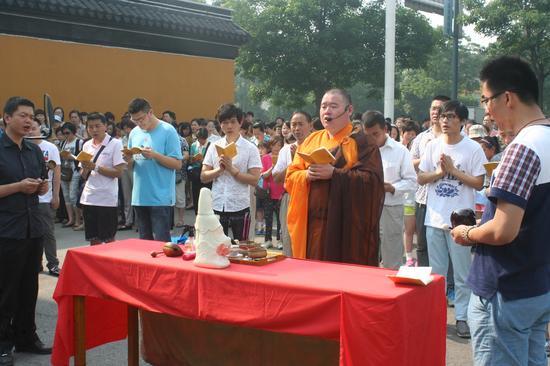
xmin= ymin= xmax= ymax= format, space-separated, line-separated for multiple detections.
xmin=324 ymin=88 xmax=352 ymax=106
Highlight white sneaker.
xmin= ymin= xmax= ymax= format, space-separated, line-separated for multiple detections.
xmin=274 ymin=241 xmax=283 ymax=250
xmin=262 ymin=241 xmax=272 ymax=249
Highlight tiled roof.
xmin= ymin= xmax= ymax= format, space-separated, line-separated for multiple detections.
xmin=0 ymin=0 xmax=250 ymax=58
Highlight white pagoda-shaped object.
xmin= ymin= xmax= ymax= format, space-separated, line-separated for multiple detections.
xmin=193 ymin=188 xmax=231 ymax=269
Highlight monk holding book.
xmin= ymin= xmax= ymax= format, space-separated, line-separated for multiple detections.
xmin=286 ymin=88 xmax=384 ymax=265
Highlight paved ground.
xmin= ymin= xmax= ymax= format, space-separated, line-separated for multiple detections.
xmin=20 ymin=209 xmax=477 ymax=365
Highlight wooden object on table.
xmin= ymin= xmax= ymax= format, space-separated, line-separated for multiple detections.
xmin=229 ymin=251 xmax=285 ymax=266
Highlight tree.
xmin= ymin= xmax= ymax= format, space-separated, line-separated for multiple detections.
xmin=463 ymin=0 xmax=550 ymax=110
xmin=221 ymin=0 xmax=437 ymax=109
xmin=397 ymin=31 xmax=487 ymax=120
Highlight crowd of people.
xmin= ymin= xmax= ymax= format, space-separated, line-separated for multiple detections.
xmin=0 ymin=55 xmax=549 ymax=366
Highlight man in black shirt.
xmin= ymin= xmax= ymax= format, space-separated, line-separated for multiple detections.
xmin=0 ymin=97 xmax=51 ymax=366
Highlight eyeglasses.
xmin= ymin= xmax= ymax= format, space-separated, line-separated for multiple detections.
xmin=63 ymin=131 xmax=71 ymax=135
xmin=480 ymin=91 xmax=506 ymax=106
xmin=440 ymin=113 xmax=458 ymax=120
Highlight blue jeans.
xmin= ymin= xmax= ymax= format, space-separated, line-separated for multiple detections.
xmin=468 ymin=291 xmax=550 ymax=366
xmin=134 ymin=206 xmax=172 ymax=242
xmin=426 ymin=226 xmax=471 ymax=320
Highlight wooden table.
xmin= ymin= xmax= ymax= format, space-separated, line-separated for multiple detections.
xmin=51 ymin=239 xmax=446 ymax=366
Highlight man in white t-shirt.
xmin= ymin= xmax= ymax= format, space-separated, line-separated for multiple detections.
xmin=410 ymin=95 xmax=450 ymax=266
xmin=79 ymin=112 xmax=126 ymax=245
xmin=201 ymin=104 xmax=262 ymax=241
xmin=418 ymin=100 xmax=487 ymax=339
xmin=28 ymin=119 xmax=62 ymax=276
xmin=364 ymin=111 xmax=417 ymax=270
xmin=272 ymin=111 xmax=313 ymax=255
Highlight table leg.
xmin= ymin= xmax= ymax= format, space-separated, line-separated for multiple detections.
xmin=127 ymin=305 xmax=139 ymax=366
xmin=74 ymin=296 xmax=86 ymax=366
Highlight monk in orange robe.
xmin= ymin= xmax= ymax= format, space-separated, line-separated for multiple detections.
xmin=285 ymin=89 xmax=384 ymax=266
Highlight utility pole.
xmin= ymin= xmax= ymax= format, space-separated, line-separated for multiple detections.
xmin=451 ymin=0 xmax=459 ymax=100
xmin=384 ymin=0 xmax=396 ymax=121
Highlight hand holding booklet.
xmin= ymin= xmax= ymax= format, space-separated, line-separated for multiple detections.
xmin=297 ymin=147 xmax=336 ymax=165
xmin=75 ymin=151 xmax=93 ymax=162
xmin=121 ymin=147 xmax=143 ymax=155
xmin=191 ymin=152 xmax=204 ymax=162
xmin=215 ymin=142 xmax=237 ymax=159
xmin=387 ymin=266 xmax=433 ymax=286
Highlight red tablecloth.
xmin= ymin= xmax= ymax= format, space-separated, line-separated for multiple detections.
xmin=51 ymin=239 xmax=446 ymax=366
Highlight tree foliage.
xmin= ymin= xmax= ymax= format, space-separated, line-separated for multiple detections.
xmin=397 ymin=31 xmax=487 ymax=119
xmin=221 ymin=0 xmax=437 ymax=109
xmin=463 ymin=0 xmax=550 ymax=110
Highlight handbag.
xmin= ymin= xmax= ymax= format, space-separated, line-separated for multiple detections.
xmin=175 ymin=170 xmax=183 ymax=184
xmin=61 ymin=165 xmax=73 ymax=182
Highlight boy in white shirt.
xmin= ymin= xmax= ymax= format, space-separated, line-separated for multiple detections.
xmin=418 ymin=101 xmax=487 ymax=338
xmin=79 ymin=113 xmax=126 ymax=245
xmin=201 ymin=104 xmax=262 ymax=241
xmin=364 ymin=111 xmax=417 ymax=270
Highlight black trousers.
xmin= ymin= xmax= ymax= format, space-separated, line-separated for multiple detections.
xmin=190 ymin=169 xmax=211 ymax=215
xmin=214 ymin=208 xmax=250 ymax=241
xmin=0 ymin=237 xmax=43 ymax=351
xmin=415 ymin=202 xmax=429 ymax=267
xmin=263 ymin=198 xmax=281 ymax=242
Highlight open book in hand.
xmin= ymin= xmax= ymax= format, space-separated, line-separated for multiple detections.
xmin=121 ymin=147 xmax=144 ymax=155
xmin=59 ymin=150 xmax=73 ymax=159
xmin=387 ymin=266 xmax=434 ymax=286
xmin=75 ymin=151 xmax=93 ymax=162
xmin=191 ymin=152 xmax=204 ymax=162
xmin=297 ymin=147 xmax=336 ymax=165
xmin=215 ymin=142 xmax=237 ymax=159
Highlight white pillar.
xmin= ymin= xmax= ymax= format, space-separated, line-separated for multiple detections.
xmin=384 ymin=0 xmax=396 ymax=122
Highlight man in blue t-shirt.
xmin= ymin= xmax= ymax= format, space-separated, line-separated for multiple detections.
xmin=124 ymin=98 xmax=182 ymax=242
xmin=452 ymin=57 xmax=550 ymax=365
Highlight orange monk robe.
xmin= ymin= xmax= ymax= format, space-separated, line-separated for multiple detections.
xmin=285 ymin=123 xmax=384 ymax=265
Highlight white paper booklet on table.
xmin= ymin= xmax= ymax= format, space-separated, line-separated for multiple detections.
xmin=387 ymin=266 xmax=433 ymax=286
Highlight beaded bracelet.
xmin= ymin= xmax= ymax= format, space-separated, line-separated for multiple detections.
xmin=461 ymin=225 xmax=476 ymax=244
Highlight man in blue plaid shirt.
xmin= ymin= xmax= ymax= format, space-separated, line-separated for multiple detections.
xmin=452 ymin=56 xmax=550 ymax=366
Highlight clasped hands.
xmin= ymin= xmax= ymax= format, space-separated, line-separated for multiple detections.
xmin=306 ymin=164 xmax=334 ymax=181
xmin=437 ymin=153 xmax=456 ymax=177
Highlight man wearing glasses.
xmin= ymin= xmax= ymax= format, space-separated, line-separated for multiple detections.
xmin=417 ymin=100 xmax=487 ymax=339
xmin=452 ymin=56 xmax=550 ymax=365
xmin=123 ymin=98 xmax=182 ymax=242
